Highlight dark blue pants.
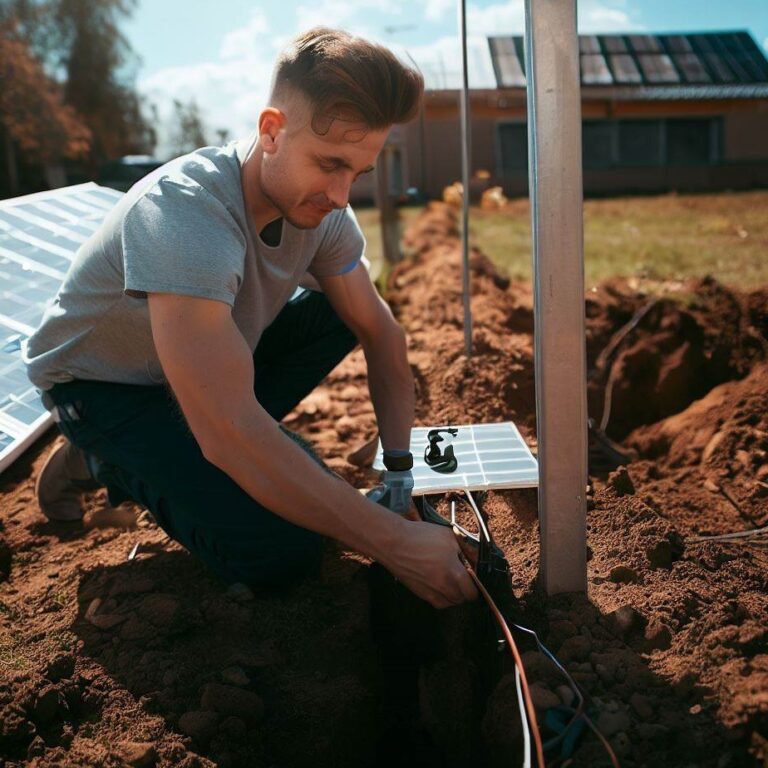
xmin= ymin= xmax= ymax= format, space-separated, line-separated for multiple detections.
xmin=46 ymin=291 xmax=358 ymax=587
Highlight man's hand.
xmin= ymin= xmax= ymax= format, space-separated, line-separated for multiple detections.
xmin=383 ymin=520 xmax=478 ymax=608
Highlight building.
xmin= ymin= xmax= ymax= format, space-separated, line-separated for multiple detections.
xmin=395 ymin=30 xmax=768 ymax=200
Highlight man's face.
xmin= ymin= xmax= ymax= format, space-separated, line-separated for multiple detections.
xmin=258 ymin=103 xmax=389 ymax=229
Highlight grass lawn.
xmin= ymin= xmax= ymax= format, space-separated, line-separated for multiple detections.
xmin=355 ymin=190 xmax=768 ymax=291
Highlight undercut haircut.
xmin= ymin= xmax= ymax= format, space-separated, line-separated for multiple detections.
xmin=270 ymin=27 xmax=424 ymax=137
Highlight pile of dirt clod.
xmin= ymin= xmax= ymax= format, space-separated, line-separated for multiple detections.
xmin=0 ymin=201 xmax=767 ymax=768
xmin=586 ymin=274 xmax=767 ymax=439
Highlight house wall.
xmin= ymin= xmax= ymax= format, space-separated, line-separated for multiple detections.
xmin=405 ymin=92 xmax=768 ymax=199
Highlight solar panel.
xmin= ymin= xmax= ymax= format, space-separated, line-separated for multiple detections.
xmin=373 ymin=422 xmax=538 ymax=494
xmin=608 ymin=54 xmax=643 ymax=83
xmin=580 ymin=35 xmax=601 ymax=54
xmin=0 ymin=183 xmax=122 ymax=474
xmin=637 ymin=53 xmax=680 ymax=83
xmin=703 ymin=52 xmax=737 ymax=83
xmin=581 ymin=54 xmax=613 ymax=84
xmin=674 ymin=53 xmax=711 ymax=83
xmin=601 ymin=36 xmax=629 ymax=54
xmin=662 ymin=35 xmax=693 ymax=54
xmin=629 ymin=35 xmax=662 ymax=54
xmin=489 ymin=38 xmax=526 ymax=87
xmin=490 ymin=31 xmax=768 ymax=90
xmin=496 ymin=53 xmax=526 ymax=87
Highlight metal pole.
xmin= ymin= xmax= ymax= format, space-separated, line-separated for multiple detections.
xmin=524 ymin=0 xmax=587 ymax=594
xmin=458 ymin=0 xmax=473 ymax=358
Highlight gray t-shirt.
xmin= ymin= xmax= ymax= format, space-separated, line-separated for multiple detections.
xmin=23 ymin=134 xmax=365 ymax=391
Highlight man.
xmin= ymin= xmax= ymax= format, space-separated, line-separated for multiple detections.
xmin=23 ymin=28 xmax=477 ymax=610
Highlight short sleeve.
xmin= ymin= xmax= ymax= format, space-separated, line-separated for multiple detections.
xmin=307 ymin=205 xmax=366 ymax=279
xmin=121 ymin=177 xmax=246 ymax=306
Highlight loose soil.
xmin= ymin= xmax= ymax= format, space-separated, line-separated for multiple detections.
xmin=1 ymin=203 xmax=766 ymax=768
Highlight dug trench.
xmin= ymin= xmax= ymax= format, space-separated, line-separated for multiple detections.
xmin=0 ymin=202 xmax=766 ymax=767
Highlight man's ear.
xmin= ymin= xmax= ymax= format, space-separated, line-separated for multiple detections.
xmin=258 ymin=107 xmax=286 ymax=154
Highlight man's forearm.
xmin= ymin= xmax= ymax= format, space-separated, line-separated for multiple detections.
xmin=204 ymin=405 xmax=404 ymax=564
xmin=362 ymin=324 xmax=415 ymax=451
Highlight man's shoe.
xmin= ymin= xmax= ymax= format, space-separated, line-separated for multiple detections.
xmin=36 ymin=438 xmax=101 ymax=521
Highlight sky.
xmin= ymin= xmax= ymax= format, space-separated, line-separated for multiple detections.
xmin=122 ymin=0 xmax=768 ymax=159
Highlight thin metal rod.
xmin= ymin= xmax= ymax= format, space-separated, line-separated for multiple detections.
xmin=458 ymin=0 xmax=473 ymax=358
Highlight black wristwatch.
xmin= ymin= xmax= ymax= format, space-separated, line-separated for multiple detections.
xmin=383 ymin=450 xmax=414 ymax=472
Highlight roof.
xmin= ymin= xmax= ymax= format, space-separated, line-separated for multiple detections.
xmin=488 ymin=31 xmax=768 ymax=98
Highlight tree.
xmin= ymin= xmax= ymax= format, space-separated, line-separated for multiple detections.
xmin=0 ymin=28 xmax=90 ymax=195
xmin=1 ymin=0 xmax=155 ymax=175
xmin=169 ymin=99 xmax=210 ymax=157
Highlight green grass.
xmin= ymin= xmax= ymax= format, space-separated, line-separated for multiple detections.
xmin=356 ymin=190 xmax=768 ymax=291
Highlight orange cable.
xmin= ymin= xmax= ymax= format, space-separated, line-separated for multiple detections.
xmin=460 ymin=555 xmax=547 ymax=768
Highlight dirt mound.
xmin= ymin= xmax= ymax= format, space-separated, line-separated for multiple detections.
xmin=586 ymin=276 xmax=766 ymax=439
xmin=628 ymin=362 xmax=768 ymax=531
xmin=1 ymin=201 xmax=766 ymax=767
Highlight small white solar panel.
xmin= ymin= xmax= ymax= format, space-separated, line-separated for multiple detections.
xmin=373 ymin=421 xmax=539 ymax=495
xmin=0 ymin=183 xmax=123 ymax=473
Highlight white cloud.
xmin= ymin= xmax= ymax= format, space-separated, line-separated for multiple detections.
xmin=424 ymin=0 xmax=455 ymax=23
xmin=138 ymin=0 xmax=644 ymax=158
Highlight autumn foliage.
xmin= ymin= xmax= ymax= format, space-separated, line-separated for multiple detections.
xmin=0 ymin=33 xmax=91 ymax=163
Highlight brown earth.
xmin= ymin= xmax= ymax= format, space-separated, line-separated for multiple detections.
xmin=1 ymin=202 xmax=766 ymax=768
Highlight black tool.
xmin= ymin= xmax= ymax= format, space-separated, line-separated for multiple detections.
xmin=423 ymin=428 xmax=459 ymax=473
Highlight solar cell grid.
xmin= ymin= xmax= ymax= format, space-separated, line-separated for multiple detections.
xmin=637 ymin=53 xmax=680 ymax=83
xmin=581 ymin=54 xmax=613 ymax=84
xmin=496 ymin=53 xmax=526 ymax=87
xmin=0 ymin=183 xmax=121 ymax=474
xmin=674 ymin=53 xmax=711 ymax=83
xmin=662 ymin=35 xmax=693 ymax=54
xmin=579 ymin=35 xmax=601 ymax=54
xmin=601 ymin=36 xmax=628 ymax=54
xmin=629 ymin=35 xmax=662 ymax=53
xmin=608 ymin=54 xmax=643 ymax=83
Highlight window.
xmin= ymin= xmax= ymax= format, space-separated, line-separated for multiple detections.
xmin=497 ymin=123 xmax=528 ymax=173
xmin=618 ymin=121 xmax=663 ymax=166
xmin=666 ymin=120 xmax=717 ymax=165
xmin=582 ymin=121 xmax=615 ymax=169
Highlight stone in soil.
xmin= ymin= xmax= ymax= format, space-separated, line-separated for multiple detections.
xmin=178 ymin=710 xmax=220 ymax=745
xmin=200 ymin=683 xmax=265 ymax=723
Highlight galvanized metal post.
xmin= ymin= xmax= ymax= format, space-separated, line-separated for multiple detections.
xmin=458 ymin=0 xmax=473 ymax=358
xmin=524 ymin=0 xmax=588 ymax=594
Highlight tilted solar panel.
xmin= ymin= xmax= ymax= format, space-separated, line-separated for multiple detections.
xmin=581 ymin=54 xmax=613 ymax=85
xmin=608 ymin=54 xmax=643 ymax=84
xmin=489 ymin=31 xmax=768 ymax=89
xmin=637 ymin=54 xmax=680 ymax=83
xmin=0 ymin=183 xmax=122 ymax=473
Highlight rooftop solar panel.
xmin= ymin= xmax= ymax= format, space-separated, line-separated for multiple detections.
xmin=580 ymin=35 xmax=601 ymax=54
xmin=488 ymin=31 xmax=768 ymax=90
xmin=703 ymin=52 xmax=737 ymax=83
xmin=495 ymin=53 xmax=526 ymax=87
xmin=637 ymin=53 xmax=680 ymax=83
xmin=629 ymin=35 xmax=662 ymax=54
xmin=581 ymin=54 xmax=613 ymax=84
xmin=662 ymin=35 xmax=694 ymax=54
xmin=601 ymin=36 xmax=628 ymax=54
xmin=674 ymin=53 xmax=712 ymax=83
xmin=0 ymin=183 xmax=122 ymax=474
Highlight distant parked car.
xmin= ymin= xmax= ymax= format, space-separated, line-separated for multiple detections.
xmin=98 ymin=156 xmax=163 ymax=192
